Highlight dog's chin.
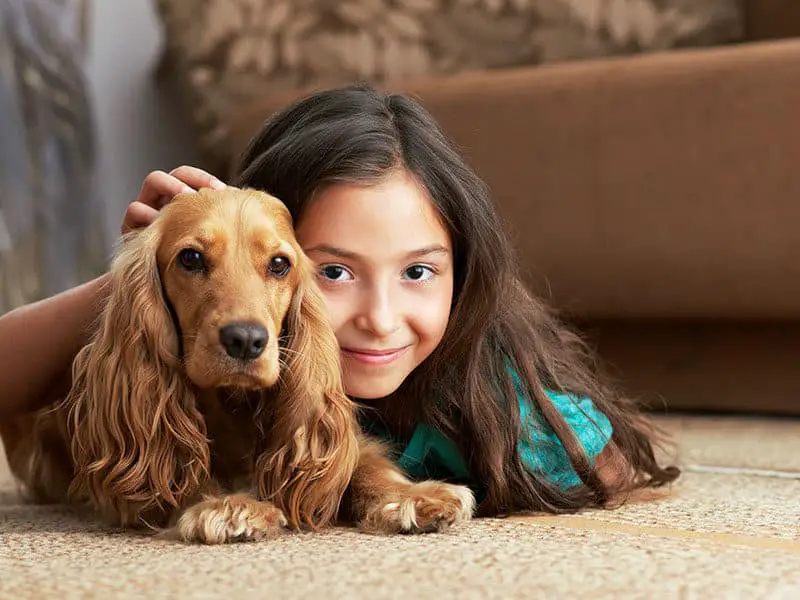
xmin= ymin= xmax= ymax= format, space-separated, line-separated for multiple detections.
xmin=185 ymin=356 xmax=280 ymax=391
xmin=217 ymin=371 xmax=278 ymax=390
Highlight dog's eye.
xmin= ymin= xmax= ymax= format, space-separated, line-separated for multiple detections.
xmin=268 ymin=256 xmax=291 ymax=278
xmin=178 ymin=248 xmax=206 ymax=272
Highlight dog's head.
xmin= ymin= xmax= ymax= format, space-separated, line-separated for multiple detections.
xmin=67 ymin=188 xmax=359 ymax=530
xmin=154 ymin=188 xmax=305 ymax=390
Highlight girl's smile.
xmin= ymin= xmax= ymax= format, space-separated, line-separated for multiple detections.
xmin=340 ymin=345 xmax=411 ymax=366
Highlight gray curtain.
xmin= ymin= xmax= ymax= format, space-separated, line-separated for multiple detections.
xmin=0 ymin=0 xmax=106 ymax=315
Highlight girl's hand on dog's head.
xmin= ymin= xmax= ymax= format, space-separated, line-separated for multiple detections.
xmin=121 ymin=166 xmax=228 ymax=234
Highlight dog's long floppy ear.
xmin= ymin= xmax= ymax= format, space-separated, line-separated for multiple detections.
xmin=255 ymin=258 xmax=360 ymax=530
xmin=66 ymin=225 xmax=210 ymax=527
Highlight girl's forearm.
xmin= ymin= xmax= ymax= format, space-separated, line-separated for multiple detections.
xmin=0 ymin=273 xmax=111 ymax=418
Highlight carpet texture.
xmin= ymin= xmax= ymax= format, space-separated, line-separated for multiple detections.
xmin=2 ymin=415 xmax=799 ymax=599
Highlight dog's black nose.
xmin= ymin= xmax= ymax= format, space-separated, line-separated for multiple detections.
xmin=219 ymin=323 xmax=268 ymax=361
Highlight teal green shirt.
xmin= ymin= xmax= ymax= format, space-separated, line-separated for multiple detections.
xmin=360 ymin=368 xmax=613 ymax=493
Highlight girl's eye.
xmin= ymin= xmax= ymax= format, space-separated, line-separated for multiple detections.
xmin=319 ymin=265 xmax=353 ymax=282
xmin=403 ymin=265 xmax=435 ymax=282
xmin=178 ymin=248 xmax=206 ymax=273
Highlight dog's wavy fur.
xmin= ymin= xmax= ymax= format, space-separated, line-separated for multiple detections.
xmin=1 ymin=188 xmax=474 ymax=543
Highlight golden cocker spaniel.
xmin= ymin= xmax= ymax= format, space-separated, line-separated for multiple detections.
xmin=0 ymin=188 xmax=474 ymax=543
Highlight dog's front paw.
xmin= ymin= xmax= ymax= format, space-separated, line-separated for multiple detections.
xmin=164 ymin=493 xmax=288 ymax=544
xmin=362 ymin=481 xmax=475 ymax=534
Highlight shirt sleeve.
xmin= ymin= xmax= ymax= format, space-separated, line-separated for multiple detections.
xmin=510 ymin=369 xmax=614 ymax=490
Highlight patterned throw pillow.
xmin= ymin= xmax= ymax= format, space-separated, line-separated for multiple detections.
xmin=154 ymin=0 xmax=744 ymax=173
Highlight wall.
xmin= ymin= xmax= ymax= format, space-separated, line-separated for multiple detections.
xmin=86 ymin=0 xmax=202 ymax=247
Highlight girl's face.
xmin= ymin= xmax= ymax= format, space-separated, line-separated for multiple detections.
xmin=296 ymin=170 xmax=454 ymax=400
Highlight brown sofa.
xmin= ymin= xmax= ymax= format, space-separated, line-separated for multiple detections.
xmin=159 ymin=2 xmax=800 ymax=416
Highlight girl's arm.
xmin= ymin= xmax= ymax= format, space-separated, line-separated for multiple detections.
xmin=0 ymin=274 xmax=111 ymax=417
xmin=0 ymin=166 xmax=226 ymax=418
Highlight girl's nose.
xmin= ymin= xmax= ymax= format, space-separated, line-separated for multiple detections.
xmin=355 ymin=285 xmax=400 ymax=338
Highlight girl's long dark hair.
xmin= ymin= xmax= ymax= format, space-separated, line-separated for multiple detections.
xmin=235 ymin=83 xmax=679 ymax=516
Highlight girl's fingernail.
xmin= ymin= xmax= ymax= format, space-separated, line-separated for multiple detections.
xmin=210 ymin=178 xmax=227 ymax=190
xmin=181 ymin=186 xmax=194 ymax=194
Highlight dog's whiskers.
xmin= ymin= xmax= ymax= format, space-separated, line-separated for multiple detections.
xmin=278 ymin=346 xmax=301 ymax=358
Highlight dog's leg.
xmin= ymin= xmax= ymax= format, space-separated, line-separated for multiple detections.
xmin=346 ymin=438 xmax=475 ymax=534
xmin=162 ymin=492 xmax=288 ymax=544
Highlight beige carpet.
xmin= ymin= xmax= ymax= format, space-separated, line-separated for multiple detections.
xmin=2 ymin=415 xmax=799 ymax=599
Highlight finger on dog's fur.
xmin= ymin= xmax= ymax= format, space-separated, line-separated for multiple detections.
xmin=138 ymin=170 xmax=195 ymax=208
xmin=121 ymin=202 xmax=160 ymax=234
xmin=169 ymin=165 xmax=226 ymax=191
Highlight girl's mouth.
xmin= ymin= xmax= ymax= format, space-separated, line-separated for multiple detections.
xmin=340 ymin=346 xmax=410 ymax=366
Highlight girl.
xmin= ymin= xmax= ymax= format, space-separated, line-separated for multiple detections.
xmin=0 ymin=84 xmax=678 ymax=516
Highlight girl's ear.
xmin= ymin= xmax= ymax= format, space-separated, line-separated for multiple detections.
xmin=254 ymin=259 xmax=359 ymax=530
xmin=66 ymin=226 xmax=210 ymax=527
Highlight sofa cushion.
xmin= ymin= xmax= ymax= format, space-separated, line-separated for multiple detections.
xmin=153 ymin=0 xmax=744 ymax=173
